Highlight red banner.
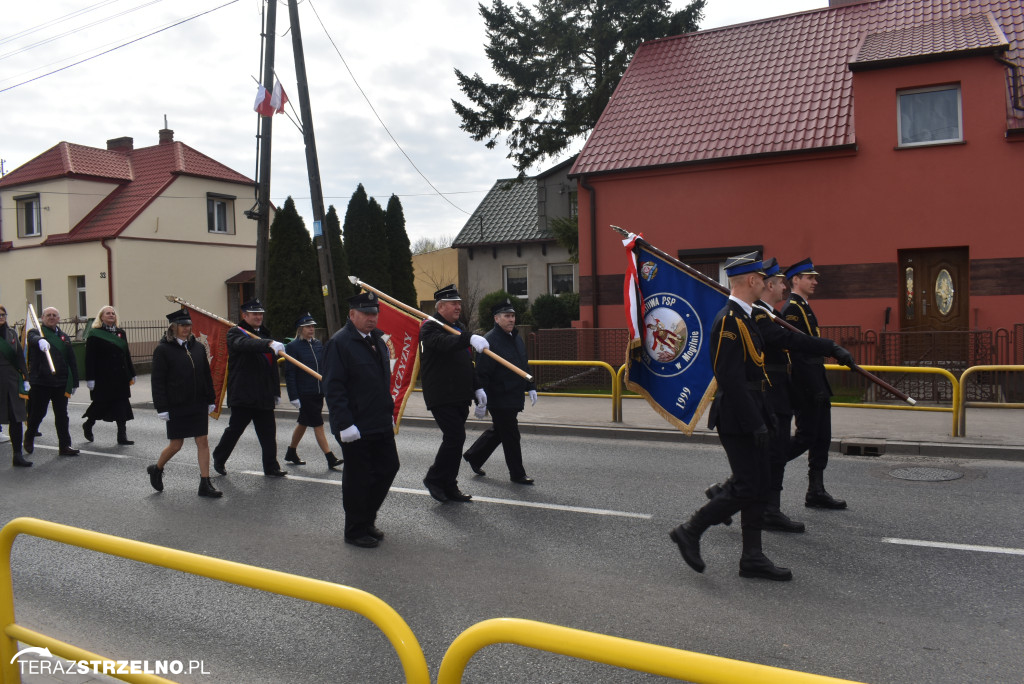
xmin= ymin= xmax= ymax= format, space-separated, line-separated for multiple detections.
xmin=376 ymin=300 xmax=421 ymax=432
xmin=183 ymin=306 xmax=231 ymax=419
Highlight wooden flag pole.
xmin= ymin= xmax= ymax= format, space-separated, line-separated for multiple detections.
xmin=26 ymin=303 xmax=57 ymax=374
xmin=611 ymin=225 xmax=916 ymax=406
xmin=165 ymin=295 xmax=322 ymax=381
xmin=348 ymin=277 xmax=533 ymax=382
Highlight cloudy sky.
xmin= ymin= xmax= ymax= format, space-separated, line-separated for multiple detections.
xmin=1 ymin=0 xmax=824 ymax=244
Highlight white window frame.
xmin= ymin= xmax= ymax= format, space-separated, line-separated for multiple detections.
xmin=16 ymin=194 xmax=42 ymax=237
xmin=207 ymin=194 xmax=235 ymax=234
xmin=897 ymin=85 xmax=963 ymax=147
xmin=503 ymin=265 xmax=528 ymax=299
xmin=71 ymin=275 xmax=87 ymax=318
xmin=548 ymin=263 xmax=576 ymax=295
xmin=27 ymin=279 xmax=42 ymax=314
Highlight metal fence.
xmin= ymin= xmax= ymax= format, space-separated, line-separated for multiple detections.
xmin=525 ymin=328 xmax=629 ymax=392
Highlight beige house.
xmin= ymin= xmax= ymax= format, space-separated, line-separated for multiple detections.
xmin=411 ymin=247 xmax=459 ymax=311
xmin=0 ymin=129 xmax=259 ymax=323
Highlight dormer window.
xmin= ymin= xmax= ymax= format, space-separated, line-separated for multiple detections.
xmin=207 ymin=193 xmax=236 ymax=234
xmin=16 ymin=194 xmax=42 ymax=237
xmin=897 ymin=85 xmax=962 ymax=147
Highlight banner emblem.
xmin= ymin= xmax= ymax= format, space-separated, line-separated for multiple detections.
xmin=641 ymin=293 xmax=703 ymax=373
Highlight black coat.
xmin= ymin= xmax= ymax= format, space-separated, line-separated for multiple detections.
xmin=707 ymin=300 xmax=771 ymax=435
xmin=418 ymin=313 xmax=480 ymax=410
xmin=476 ymin=324 xmax=534 ymax=411
xmin=0 ymin=324 xmax=28 ymax=422
xmin=781 ymin=294 xmax=832 ymax=403
xmin=284 ymin=336 xmax=324 ymax=398
xmin=27 ymin=326 xmax=79 ymax=390
xmin=323 ymin=321 xmax=394 ymax=436
xmin=151 ymin=336 xmax=215 ymax=414
xmin=753 ymin=301 xmax=835 ymax=415
xmin=224 ymin=322 xmax=280 ymax=409
xmin=85 ymin=328 xmax=135 ymax=402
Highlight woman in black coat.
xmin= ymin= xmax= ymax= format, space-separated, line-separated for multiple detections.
xmin=0 ymin=304 xmax=31 ymax=467
xmin=83 ymin=306 xmax=135 ymax=445
xmin=146 ymin=309 xmax=221 ymax=498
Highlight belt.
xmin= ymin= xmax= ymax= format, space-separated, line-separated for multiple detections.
xmin=765 ymin=363 xmax=791 ymax=374
xmin=747 ymin=380 xmax=767 ymax=392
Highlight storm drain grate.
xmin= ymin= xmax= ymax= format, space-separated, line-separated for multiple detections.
xmin=889 ymin=467 xmax=963 ymax=481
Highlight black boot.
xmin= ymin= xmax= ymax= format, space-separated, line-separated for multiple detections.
xmin=705 ymin=482 xmax=733 ymax=526
xmin=669 ymin=513 xmax=710 ymax=573
xmin=739 ymin=527 xmax=792 ymax=581
xmin=325 ymin=452 xmax=343 ymax=470
xmin=199 ymin=477 xmax=223 ymax=498
xmin=763 ymin=490 xmax=805 ymax=532
xmin=147 ymin=464 xmax=164 ymax=492
xmin=116 ymin=421 xmax=134 ymax=445
xmin=284 ymin=446 xmax=305 ymax=465
xmin=13 ymin=453 xmax=33 ymax=468
xmin=83 ymin=419 xmax=95 ymax=442
xmin=805 ymin=470 xmax=847 ymax=509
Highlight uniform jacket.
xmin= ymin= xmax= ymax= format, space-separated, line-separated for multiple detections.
xmin=224 ymin=321 xmax=280 ymax=409
xmin=151 ymin=336 xmax=215 ymax=414
xmin=418 ymin=312 xmax=480 ymax=410
xmin=753 ymin=302 xmax=835 ymax=415
xmin=0 ymin=324 xmax=28 ymax=422
xmin=781 ymin=294 xmax=832 ymax=402
xmin=85 ymin=327 xmax=135 ymax=403
xmin=322 ymin=320 xmax=394 ymax=436
xmin=476 ymin=324 xmax=535 ymax=412
xmin=284 ymin=336 xmax=324 ymax=399
xmin=707 ymin=299 xmax=771 ymax=435
xmin=27 ymin=326 xmax=79 ymax=390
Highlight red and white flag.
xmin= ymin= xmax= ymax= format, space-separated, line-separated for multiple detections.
xmin=376 ymin=300 xmax=421 ymax=432
xmin=253 ymin=79 xmax=288 ymax=117
xmin=181 ymin=305 xmax=231 ymax=418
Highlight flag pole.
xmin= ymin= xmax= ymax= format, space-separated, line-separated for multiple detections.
xmin=348 ymin=277 xmax=533 ymax=382
xmin=26 ymin=303 xmax=56 ymax=374
xmin=164 ymin=295 xmax=322 ymax=381
xmin=609 ymin=225 xmax=916 ymax=406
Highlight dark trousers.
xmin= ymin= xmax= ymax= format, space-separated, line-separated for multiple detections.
xmin=338 ymin=433 xmax=400 ymax=538
xmin=27 ymin=386 xmax=72 ymax=448
xmin=463 ymin=408 xmax=526 ymax=479
xmin=769 ymin=412 xmax=793 ymax=495
xmin=695 ymin=431 xmax=770 ymax=530
xmin=5 ymin=404 xmax=24 ymax=453
xmin=424 ymin=402 xmax=469 ymax=488
xmin=213 ymin=406 xmax=279 ymax=473
xmin=790 ymin=397 xmax=831 ymax=472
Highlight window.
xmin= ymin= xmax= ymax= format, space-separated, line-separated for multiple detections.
xmin=568 ymin=190 xmax=578 ymax=219
xmin=504 ymin=265 xmax=528 ymax=298
xmin=70 ymin=275 xmax=87 ymax=318
xmin=26 ymin=279 xmax=42 ymax=314
xmin=207 ymin=193 xmax=235 ymax=234
xmin=16 ymin=194 xmax=41 ymax=237
xmin=898 ymin=85 xmax=962 ymax=147
xmin=549 ymin=263 xmax=575 ymax=295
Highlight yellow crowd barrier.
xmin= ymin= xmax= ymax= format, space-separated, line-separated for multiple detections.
xmin=0 ymin=517 xmax=430 ymax=684
xmin=527 ymin=360 xmax=621 ymax=422
xmin=956 ymin=365 xmax=1024 ymax=437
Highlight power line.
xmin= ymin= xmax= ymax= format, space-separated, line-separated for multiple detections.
xmin=0 ymin=0 xmax=120 ymax=47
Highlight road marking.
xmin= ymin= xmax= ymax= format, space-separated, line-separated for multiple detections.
xmin=883 ymin=537 xmax=1024 ymax=556
xmin=29 ymin=445 xmax=130 ymax=459
xmin=245 ymin=471 xmax=652 ymax=520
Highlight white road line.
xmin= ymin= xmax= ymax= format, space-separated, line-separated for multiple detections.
xmin=244 ymin=471 xmax=652 ymax=520
xmin=29 ymin=445 xmax=130 ymax=459
xmin=883 ymin=537 xmax=1024 ymax=556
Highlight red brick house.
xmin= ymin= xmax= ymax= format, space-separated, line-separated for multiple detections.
xmin=570 ymin=0 xmax=1024 ymax=361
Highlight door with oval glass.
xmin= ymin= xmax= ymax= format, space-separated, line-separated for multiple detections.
xmin=897 ymin=247 xmax=968 ymax=363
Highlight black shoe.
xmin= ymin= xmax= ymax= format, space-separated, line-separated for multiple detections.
xmin=445 ymin=487 xmax=472 ymax=502
xmin=198 ymin=477 xmax=223 ymax=498
xmin=117 ymin=433 xmax=134 ymax=446
xmin=213 ymin=457 xmax=227 ymax=475
xmin=367 ymin=526 xmax=385 ymax=540
xmin=669 ymin=524 xmax=706 ymax=573
xmin=511 ymin=475 xmax=534 ymax=485
xmin=739 ymin=553 xmax=793 ymax=581
xmin=763 ymin=509 xmax=806 ymax=533
xmin=23 ymin=434 xmax=34 ymax=455
xmin=264 ymin=469 xmax=288 ymax=477
xmin=345 ymin=535 xmax=379 ymax=548
xmin=13 ymin=453 xmax=33 ymax=468
xmin=326 ymin=452 xmax=343 ymax=470
xmin=58 ymin=447 xmax=80 ymax=457
xmin=704 ymin=483 xmax=732 ymax=526
xmin=423 ymin=479 xmax=448 ymax=503
xmin=147 ymin=465 xmax=164 ymax=492
xmin=470 ymin=465 xmax=485 ymax=476
xmin=805 ymin=490 xmax=847 ymax=509
xmin=284 ymin=447 xmax=305 ymax=465
xmin=83 ymin=421 xmax=94 ymax=442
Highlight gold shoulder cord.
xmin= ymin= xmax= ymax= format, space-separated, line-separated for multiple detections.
xmin=791 ymin=299 xmax=818 ymax=337
xmin=735 ymin=317 xmax=765 ymax=368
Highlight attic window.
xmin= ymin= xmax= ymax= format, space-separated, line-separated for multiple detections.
xmin=207 ymin=193 xmax=236 ymax=234
xmin=16 ymin=194 xmax=42 ymax=238
xmin=897 ymin=85 xmax=962 ymax=147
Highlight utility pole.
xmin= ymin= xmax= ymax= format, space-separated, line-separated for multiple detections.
xmin=287 ymin=0 xmax=342 ymax=333
xmin=252 ymin=0 xmax=278 ymax=303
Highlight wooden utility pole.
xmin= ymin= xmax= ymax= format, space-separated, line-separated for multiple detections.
xmin=252 ymin=0 xmax=278 ymax=302
xmin=287 ymin=0 xmax=342 ymax=333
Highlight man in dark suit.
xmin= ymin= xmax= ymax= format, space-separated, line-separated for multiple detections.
xmin=669 ymin=253 xmax=791 ymax=581
xmin=25 ymin=307 xmax=80 ymax=456
xmin=419 ymin=285 xmax=490 ymax=503
xmin=463 ymin=299 xmax=537 ymax=484
xmin=323 ymin=292 xmax=399 ymax=548
xmin=783 ymin=258 xmax=847 ymax=509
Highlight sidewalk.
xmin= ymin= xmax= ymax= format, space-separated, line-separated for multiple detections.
xmin=127 ymin=375 xmax=1023 ymax=460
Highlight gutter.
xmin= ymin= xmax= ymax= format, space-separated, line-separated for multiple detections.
xmin=101 ymin=238 xmax=114 ymax=305
xmin=578 ymin=175 xmax=599 ymax=328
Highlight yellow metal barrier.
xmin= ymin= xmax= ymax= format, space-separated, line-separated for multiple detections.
xmin=956 ymin=365 xmax=1024 ymax=437
xmin=437 ymin=617 xmax=867 ymax=684
xmin=0 ymin=517 xmax=430 ymax=684
xmin=527 ymin=360 xmax=621 ymax=422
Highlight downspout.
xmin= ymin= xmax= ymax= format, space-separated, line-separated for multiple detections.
xmin=579 ymin=175 xmax=599 ymax=327
xmin=101 ymin=238 xmax=114 ymax=305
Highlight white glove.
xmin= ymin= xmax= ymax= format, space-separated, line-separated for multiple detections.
xmin=38 ymin=339 xmax=50 ymax=352
xmin=269 ymin=340 xmax=285 ymax=354
xmin=158 ymin=412 xmax=170 ymax=421
xmin=474 ymin=388 xmax=487 ymax=407
xmin=87 ymin=380 xmax=95 ymax=390
xmin=207 ymin=405 xmax=216 ymax=414
xmin=23 ymin=381 xmax=30 ymax=392
xmin=474 ymin=403 xmax=487 ymax=419
xmin=290 ymin=399 xmax=301 ymax=408
xmin=529 ymin=390 xmax=537 ymax=406
xmin=469 ymin=334 xmax=489 ymax=353
xmin=339 ymin=425 xmax=361 ymax=443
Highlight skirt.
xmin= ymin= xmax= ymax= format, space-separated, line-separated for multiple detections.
xmin=297 ymin=393 xmax=325 ymax=427
xmin=84 ymin=397 xmax=134 ymax=423
xmin=167 ymin=402 xmax=209 ymax=439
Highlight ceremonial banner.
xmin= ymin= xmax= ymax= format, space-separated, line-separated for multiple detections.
xmin=622 ymin=233 xmax=728 ymax=435
xmin=376 ymin=300 xmax=421 ymax=432
xmin=181 ymin=305 xmax=230 ymax=419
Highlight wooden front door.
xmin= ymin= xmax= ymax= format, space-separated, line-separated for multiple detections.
xmin=898 ymin=247 xmax=969 ymax=332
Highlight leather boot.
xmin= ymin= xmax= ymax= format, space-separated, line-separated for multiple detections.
xmin=805 ymin=470 xmax=847 ymax=509
xmin=325 ymin=452 xmax=343 ymax=470
xmin=83 ymin=419 xmax=95 ymax=442
xmin=669 ymin=513 xmax=711 ymax=573
xmin=284 ymin=446 xmax=305 ymax=465
xmin=763 ymin=490 xmax=805 ymax=532
xmin=13 ymin=453 xmax=33 ymax=468
xmin=739 ymin=527 xmax=792 ymax=581
xmin=116 ymin=421 xmax=134 ymax=445
xmin=147 ymin=464 xmax=164 ymax=492
xmin=199 ymin=477 xmax=223 ymax=498
xmin=705 ymin=482 xmax=733 ymax=526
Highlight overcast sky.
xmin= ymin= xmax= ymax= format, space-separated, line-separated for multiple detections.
xmin=1 ymin=0 xmax=824 ymax=244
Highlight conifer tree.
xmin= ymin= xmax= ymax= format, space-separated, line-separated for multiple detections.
xmin=343 ymin=184 xmax=373 ymax=292
xmin=384 ymin=194 xmax=417 ymax=306
xmin=324 ymin=204 xmax=351 ymax=309
xmin=266 ymin=197 xmax=324 ymax=337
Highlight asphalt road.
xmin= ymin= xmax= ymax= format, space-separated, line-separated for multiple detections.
xmin=3 ymin=403 xmax=1023 ymax=683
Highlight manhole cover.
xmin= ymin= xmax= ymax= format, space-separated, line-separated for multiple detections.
xmin=889 ymin=467 xmax=963 ymax=481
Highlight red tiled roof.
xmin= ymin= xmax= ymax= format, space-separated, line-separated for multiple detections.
xmin=853 ymin=12 xmax=1009 ymax=67
xmin=571 ymin=0 xmax=1024 ymax=177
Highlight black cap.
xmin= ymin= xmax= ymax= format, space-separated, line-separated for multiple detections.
xmin=294 ymin=312 xmax=317 ymax=328
xmin=240 ymin=298 xmax=265 ymax=313
xmin=491 ymin=298 xmax=516 ymax=317
xmin=785 ymin=258 xmax=819 ymax=279
xmin=166 ymin=309 xmax=192 ymax=325
xmin=433 ymin=284 xmax=461 ymax=302
xmin=349 ymin=292 xmax=379 ymax=313
xmin=724 ymin=252 xmax=765 ymax=277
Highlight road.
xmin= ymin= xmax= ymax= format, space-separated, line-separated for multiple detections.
xmin=2 ymin=403 xmax=1023 ymax=683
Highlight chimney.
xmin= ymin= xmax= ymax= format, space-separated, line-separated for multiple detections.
xmin=106 ymin=137 xmax=134 ymax=153
xmin=159 ymin=128 xmax=174 ymax=145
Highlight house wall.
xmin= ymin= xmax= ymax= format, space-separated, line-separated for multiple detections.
xmin=0 ymin=243 xmax=105 ymax=322
xmin=412 ymin=247 xmax=459 ymax=309
xmin=576 ymin=55 xmax=1024 ymax=332
xmin=463 ymin=241 xmax=575 ymax=303
xmin=1 ymin=178 xmax=114 ymax=247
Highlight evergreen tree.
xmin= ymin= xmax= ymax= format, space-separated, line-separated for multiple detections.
xmin=366 ymin=196 xmax=393 ymax=294
xmin=384 ymin=194 xmax=417 ymax=306
xmin=343 ymin=184 xmax=372 ymax=292
xmin=324 ymin=204 xmax=351 ymax=310
xmin=266 ymin=197 xmax=324 ymax=338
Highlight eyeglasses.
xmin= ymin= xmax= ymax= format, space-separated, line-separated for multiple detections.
xmin=0 ymin=313 xmax=7 ymax=317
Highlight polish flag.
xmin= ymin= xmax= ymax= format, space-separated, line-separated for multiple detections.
xmin=270 ymin=79 xmax=288 ymax=112
xmin=253 ymin=79 xmax=288 ymax=117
